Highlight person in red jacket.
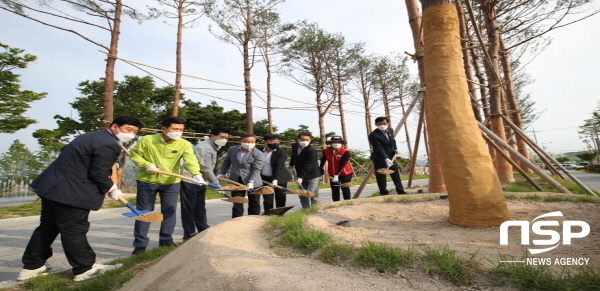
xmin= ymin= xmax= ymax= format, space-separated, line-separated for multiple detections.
xmin=320 ymin=135 xmax=354 ymax=201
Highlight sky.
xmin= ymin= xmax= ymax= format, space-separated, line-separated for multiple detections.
xmin=1 ymin=0 xmax=599 ymax=158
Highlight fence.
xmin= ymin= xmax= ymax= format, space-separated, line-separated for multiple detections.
xmin=0 ymin=180 xmax=37 ymax=207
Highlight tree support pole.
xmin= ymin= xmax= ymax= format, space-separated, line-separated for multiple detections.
xmin=500 ymin=115 xmax=597 ymax=196
xmin=408 ymin=98 xmax=425 ymax=187
xmin=478 ymin=122 xmax=571 ymax=194
xmin=481 ymin=134 xmax=543 ymax=191
xmin=353 ymin=91 xmax=423 ymax=199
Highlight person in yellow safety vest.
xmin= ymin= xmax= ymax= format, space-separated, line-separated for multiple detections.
xmin=320 ymin=135 xmax=354 ymax=201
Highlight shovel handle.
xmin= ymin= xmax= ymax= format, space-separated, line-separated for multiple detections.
xmin=218 ymin=176 xmax=244 ymax=186
xmin=205 ymin=183 xmax=234 ymax=198
xmin=118 ymin=196 xmax=140 ymax=215
xmin=148 ymin=168 xmax=198 ymax=183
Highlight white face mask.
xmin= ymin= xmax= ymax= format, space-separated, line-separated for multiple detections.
xmin=331 ymin=143 xmax=342 ymax=149
xmin=166 ymin=131 xmax=182 ymax=141
xmin=214 ymin=139 xmax=228 ymax=147
xmin=116 ymin=132 xmax=135 ymax=143
xmin=377 ymin=125 xmax=388 ymax=131
xmin=298 ymin=141 xmax=310 ymax=147
xmin=241 ymin=142 xmax=255 ymax=150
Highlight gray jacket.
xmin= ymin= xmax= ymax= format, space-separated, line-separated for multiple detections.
xmin=194 ymin=137 xmax=221 ymax=184
xmin=220 ymin=146 xmax=264 ymax=187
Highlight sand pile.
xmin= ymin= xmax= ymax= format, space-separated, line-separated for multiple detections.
xmin=119 ymin=193 xmax=600 ymax=291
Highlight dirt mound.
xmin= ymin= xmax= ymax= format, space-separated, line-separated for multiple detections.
xmin=119 ymin=193 xmax=600 ymax=291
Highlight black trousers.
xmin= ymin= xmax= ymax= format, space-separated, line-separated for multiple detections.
xmin=22 ymin=198 xmax=95 ymax=275
xmin=180 ymin=182 xmax=209 ymax=236
xmin=375 ymin=162 xmax=405 ymax=195
xmin=231 ymin=177 xmax=261 ymax=218
xmin=330 ymin=174 xmax=352 ymax=201
xmin=261 ymin=175 xmax=288 ymax=209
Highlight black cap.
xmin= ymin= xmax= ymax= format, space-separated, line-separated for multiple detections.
xmin=327 ymin=135 xmax=345 ymax=144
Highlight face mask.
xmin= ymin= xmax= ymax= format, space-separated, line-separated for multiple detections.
xmin=299 ymin=141 xmax=310 ymax=147
xmin=331 ymin=143 xmax=342 ymax=149
xmin=267 ymin=143 xmax=278 ymax=150
xmin=241 ymin=142 xmax=255 ymax=150
xmin=116 ymin=132 xmax=135 ymax=143
xmin=166 ymin=131 xmax=182 ymax=141
xmin=377 ymin=125 xmax=388 ymax=131
xmin=214 ymin=139 xmax=228 ymax=147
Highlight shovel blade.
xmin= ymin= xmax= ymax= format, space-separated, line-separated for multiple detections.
xmin=122 ymin=210 xmax=150 ymax=218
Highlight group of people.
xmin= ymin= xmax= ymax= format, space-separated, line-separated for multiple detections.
xmin=17 ymin=115 xmax=405 ymax=282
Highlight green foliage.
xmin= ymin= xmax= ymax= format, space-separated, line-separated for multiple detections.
xmin=0 ymin=42 xmax=47 ymax=133
xmin=421 ymin=245 xmax=476 ymax=285
xmin=356 ymin=241 xmax=414 ymax=273
xmin=266 ymin=207 xmax=332 ymax=253
xmin=555 ymin=156 xmax=571 ymax=164
xmin=575 ymin=151 xmax=596 ymax=162
xmin=0 ymin=139 xmax=43 ymax=183
xmin=319 ymin=242 xmax=356 ymax=265
xmin=490 ymin=263 xmax=600 ymax=291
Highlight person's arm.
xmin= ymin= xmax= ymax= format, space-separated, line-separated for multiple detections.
xmin=289 ymin=144 xmax=296 ymax=167
xmin=182 ymin=143 xmax=201 ymax=176
xmin=248 ymin=148 xmax=264 ymax=182
xmin=196 ymin=146 xmax=217 ymax=183
xmin=88 ymin=145 xmax=120 ymax=194
xmin=336 ymin=151 xmax=351 ymax=175
xmin=319 ymin=153 xmax=326 ymax=169
xmin=219 ymin=148 xmax=232 ymax=175
xmin=271 ymin=150 xmax=287 ymax=180
xmin=130 ymin=136 xmax=153 ymax=169
xmin=368 ymin=133 xmax=389 ymax=160
xmin=389 ymin=128 xmax=398 ymax=152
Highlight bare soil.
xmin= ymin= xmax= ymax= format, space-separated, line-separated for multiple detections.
xmin=119 ymin=193 xmax=600 ymax=291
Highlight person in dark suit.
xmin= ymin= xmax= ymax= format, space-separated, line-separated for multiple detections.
xmin=218 ymin=133 xmax=265 ymax=218
xmin=258 ymin=133 xmax=293 ymax=210
xmin=18 ymin=116 xmax=142 ymax=282
xmin=368 ymin=116 xmax=406 ymax=195
xmin=289 ymin=132 xmax=321 ymax=208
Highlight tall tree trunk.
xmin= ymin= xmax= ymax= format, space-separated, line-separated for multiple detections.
xmin=479 ymin=0 xmax=514 ymax=183
xmin=404 ymin=0 xmax=445 ymax=192
xmin=264 ymin=46 xmax=274 ymax=133
xmin=337 ymin=74 xmax=349 ymax=146
xmin=102 ymin=0 xmax=123 ymax=128
xmin=499 ymin=36 xmax=532 ymax=172
xmin=421 ymin=0 xmax=509 ymax=227
xmin=470 ymin=48 xmax=489 ymax=118
xmin=172 ymin=1 xmax=184 ymax=117
xmin=243 ymin=2 xmax=253 ymax=133
xmin=381 ymin=86 xmax=391 ymax=124
xmin=456 ymin=0 xmax=482 ymax=122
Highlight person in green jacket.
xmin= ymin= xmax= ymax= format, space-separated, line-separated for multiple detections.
xmin=129 ymin=116 xmax=203 ymax=255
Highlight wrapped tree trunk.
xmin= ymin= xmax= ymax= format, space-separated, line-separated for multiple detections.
xmin=479 ymin=0 xmax=514 ymax=183
xmin=404 ymin=0 xmax=446 ymax=192
xmin=421 ymin=0 xmax=510 ymax=227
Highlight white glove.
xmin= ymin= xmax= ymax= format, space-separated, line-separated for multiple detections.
xmin=332 ymin=175 xmax=339 ymax=182
xmin=193 ymin=175 xmax=205 ymax=184
xmin=296 ymin=178 xmax=303 ymax=184
xmin=285 ymin=165 xmax=291 ymax=168
xmin=385 ymin=158 xmax=393 ymax=167
xmin=108 ymin=189 xmax=123 ymax=201
xmin=216 ymin=174 xmax=225 ymax=180
xmin=146 ymin=164 xmax=159 ymax=173
xmin=271 ymin=179 xmax=278 ymax=186
xmin=247 ymin=182 xmax=254 ymax=189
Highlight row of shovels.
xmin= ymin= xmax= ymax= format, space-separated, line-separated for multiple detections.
xmin=119 ymin=168 xmax=356 ymax=223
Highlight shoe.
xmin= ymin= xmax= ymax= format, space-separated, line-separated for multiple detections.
xmin=17 ymin=264 xmax=70 ymax=281
xmin=397 ymin=191 xmax=407 ymax=195
xmin=183 ymin=233 xmax=197 ymax=240
xmin=132 ymin=246 xmax=146 ymax=255
xmin=73 ymin=263 xmax=123 ymax=282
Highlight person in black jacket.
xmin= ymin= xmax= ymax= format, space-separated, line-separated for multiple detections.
xmin=368 ymin=116 xmax=406 ymax=195
xmin=17 ymin=116 xmax=142 ymax=282
xmin=289 ymin=132 xmax=321 ymax=208
xmin=258 ymin=133 xmax=293 ymax=210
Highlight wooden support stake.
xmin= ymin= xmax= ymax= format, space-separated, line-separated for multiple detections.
xmin=500 ymin=115 xmax=597 ymax=196
xmin=478 ymin=122 xmax=571 ymax=194
xmin=408 ymin=98 xmax=426 ymax=187
xmin=481 ymin=133 xmax=543 ymax=191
